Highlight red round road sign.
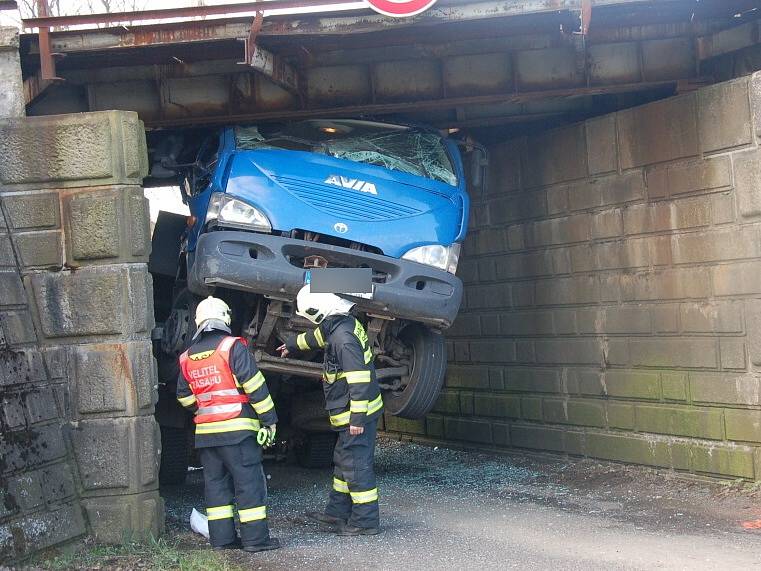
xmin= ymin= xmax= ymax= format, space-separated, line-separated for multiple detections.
xmin=365 ymin=0 xmax=438 ymax=18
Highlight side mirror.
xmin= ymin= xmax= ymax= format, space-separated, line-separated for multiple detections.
xmin=454 ymin=138 xmax=489 ymax=190
xmin=160 ymin=157 xmax=201 ymax=171
xmin=470 ymin=146 xmax=488 ymax=189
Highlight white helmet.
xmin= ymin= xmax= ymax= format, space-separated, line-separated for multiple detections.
xmin=295 ymin=284 xmax=355 ymax=325
xmin=194 ymin=296 xmax=232 ymax=328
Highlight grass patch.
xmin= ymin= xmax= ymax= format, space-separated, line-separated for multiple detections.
xmin=35 ymin=536 xmax=243 ymax=571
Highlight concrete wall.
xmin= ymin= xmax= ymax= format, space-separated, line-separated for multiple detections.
xmin=0 ymin=110 xmax=162 ymax=561
xmin=387 ymin=71 xmax=761 ymax=480
xmin=0 ymin=28 xmax=24 ymax=119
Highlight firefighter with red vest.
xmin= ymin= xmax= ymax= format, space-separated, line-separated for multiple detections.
xmin=278 ymin=285 xmax=383 ymax=536
xmin=177 ymin=296 xmax=280 ymax=553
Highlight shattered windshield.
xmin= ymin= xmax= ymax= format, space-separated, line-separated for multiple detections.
xmin=234 ymin=120 xmax=458 ymax=186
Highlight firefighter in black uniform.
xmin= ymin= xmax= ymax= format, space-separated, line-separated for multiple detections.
xmin=278 ymin=284 xmax=383 ymax=536
xmin=177 ymin=296 xmax=281 ymax=552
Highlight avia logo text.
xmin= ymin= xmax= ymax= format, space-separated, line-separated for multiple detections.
xmin=324 ymin=175 xmax=378 ymax=195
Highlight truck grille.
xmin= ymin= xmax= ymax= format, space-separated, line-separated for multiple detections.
xmin=274 ymin=175 xmax=423 ymax=221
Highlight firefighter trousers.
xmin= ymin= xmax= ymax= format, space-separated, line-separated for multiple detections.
xmin=199 ymin=435 xmax=270 ymax=548
xmin=325 ymin=418 xmax=379 ymax=529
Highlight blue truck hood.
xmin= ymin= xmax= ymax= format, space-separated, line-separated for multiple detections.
xmin=223 ymin=150 xmax=466 ymax=258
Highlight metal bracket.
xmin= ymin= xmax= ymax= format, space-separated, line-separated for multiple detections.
xmin=366 ymin=317 xmax=386 ymax=357
xmin=238 ymin=10 xmax=264 ymax=67
xmin=37 ymin=0 xmax=64 ymax=83
xmin=581 ymin=0 xmax=592 ymax=36
xmin=237 ymin=9 xmax=300 ymax=95
xmin=254 ymin=300 xmax=283 ymax=348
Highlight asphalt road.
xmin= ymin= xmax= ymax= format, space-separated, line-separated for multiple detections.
xmin=163 ymin=438 xmax=761 ymax=570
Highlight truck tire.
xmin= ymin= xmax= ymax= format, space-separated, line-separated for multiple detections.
xmin=161 ymin=287 xmax=198 ymax=356
xmin=159 ymin=425 xmax=191 ymax=486
xmin=295 ymin=432 xmax=337 ymax=469
xmin=289 ymin=390 xmax=331 ymax=433
xmin=384 ymin=324 xmax=447 ymax=420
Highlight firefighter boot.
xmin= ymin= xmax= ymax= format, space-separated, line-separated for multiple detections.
xmin=212 ymin=539 xmax=242 ymax=551
xmin=242 ymin=537 xmax=281 ymax=553
xmin=305 ymin=511 xmax=347 ymax=529
xmin=336 ymin=524 xmax=381 ymax=536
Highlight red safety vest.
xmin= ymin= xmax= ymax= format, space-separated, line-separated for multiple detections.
xmin=179 ymin=336 xmax=249 ymax=424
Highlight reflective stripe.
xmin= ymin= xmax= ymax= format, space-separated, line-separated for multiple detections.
xmin=218 ymin=337 xmax=237 ymax=353
xmin=212 ymin=388 xmax=242 ymax=396
xmin=197 ymin=403 xmax=241 ymax=416
xmin=195 ymin=417 xmax=261 ymax=434
xmin=350 ymin=400 xmax=369 ymax=413
xmin=297 ymin=333 xmax=310 ymax=351
xmin=177 ymin=394 xmax=196 ymax=407
xmin=364 ymin=346 xmax=373 ymax=364
xmin=197 ymin=389 xmax=241 ymax=403
xmin=350 ymin=488 xmax=379 ymax=504
xmin=207 ymin=505 xmax=234 ymax=520
xmin=333 ymin=477 xmax=349 ymax=494
xmin=344 ymin=370 xmax=372 ymax=384
xmin=238 ymin=506 xmax=266 ymax=523
xmin=242 ymin=371 xmax=265 ymax=394
xmin=252 ymin=394 xmax=275 ymax=414
xmin=367 ymin=394 xmax=384 ymax=415
xmin=330 ymin=411 xmax=351 ymax=427
xmin=324 ymin=370 xmax=371 ymax=384
xmin=314 ymin=327 xmax=325 ymax=348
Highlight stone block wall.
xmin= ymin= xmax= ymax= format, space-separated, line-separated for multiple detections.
xmin=0 ymin=110 xmax=162 ymax=561
xmin=387 ymin=71 xmax=761 ymax=480
xmin=0 ymin=28 xmax=23 ymax=118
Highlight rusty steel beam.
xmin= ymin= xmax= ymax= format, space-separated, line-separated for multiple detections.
xmin=24 ymin=0 xmax=577 ymax=29
xmin=231 ymin=11 xmax=300 ymax=94
xmin=259 ymin=0 xmax=578 ymax=37
xmin=438 ymin=111 xmax=583 ymax=129
xmin=581 ymin=0 xmax=592 ymax=34
xmin=36 ymin=0 xmax=63 ymax=82
xmin=34 ymin=2 xmax=577 ymax=56
xmin=249 ymin=46 xmax=300 ymax=93
xmin=239 ymin=11 xmax=264 ymax=67
xmin=697 ymin=19 xmax=761 ymax=60
xmin=24 ymin=0 xmax=363 ymax=29
xmin=143 ymin=78 xmax=700 ymax=128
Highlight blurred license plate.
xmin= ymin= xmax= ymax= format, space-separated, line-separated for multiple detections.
xmin=304 ymin=269 xmax=374 ymax=299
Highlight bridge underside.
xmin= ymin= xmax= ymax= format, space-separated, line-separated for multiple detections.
xmin=19 ymin=0 xmax=761 ymax=143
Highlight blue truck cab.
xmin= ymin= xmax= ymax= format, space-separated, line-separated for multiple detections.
xmin=153 ymin=118 xmax=474 ymax=478
xmin=183 ymin=120 xmax=468 ymax=329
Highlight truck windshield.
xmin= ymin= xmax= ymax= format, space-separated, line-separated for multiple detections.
xmin=235 ymin=120 xmax=458 ymax=186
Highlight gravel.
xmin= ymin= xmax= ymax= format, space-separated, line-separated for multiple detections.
xmin=162 ymin=437 xmax=761 ymax=570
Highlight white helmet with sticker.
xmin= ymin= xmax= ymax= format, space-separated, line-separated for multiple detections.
xmin=295 ymin=284 xmax=355 ymax=325
xmin=194 ymin=296 xmax=232 ymax=328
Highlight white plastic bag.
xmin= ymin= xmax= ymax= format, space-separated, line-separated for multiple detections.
xmin=190 ymin=508 xmax=210 ymax=539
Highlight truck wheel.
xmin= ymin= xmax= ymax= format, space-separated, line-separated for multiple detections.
xmin=295 ymin=432 xmax=337 ymax=469
xmin=159 ymin=426 xmax=191 ymax=485
xmin=161 ymin=288 xmax=198 ymax=356
xmin=383 ymin=324 xmax=447 ymax=420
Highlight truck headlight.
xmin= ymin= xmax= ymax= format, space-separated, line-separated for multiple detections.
xmin=206 ymin=193 xmax=271 ymax=232
xmin=402 ymin=243 xmax=461 ymax=274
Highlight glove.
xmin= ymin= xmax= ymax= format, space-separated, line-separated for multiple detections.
xmin=257 ymin=424 xmax=276 ymax=449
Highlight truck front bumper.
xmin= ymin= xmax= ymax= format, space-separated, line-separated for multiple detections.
xmin=187 ymin=231 xmax=463 ymax=329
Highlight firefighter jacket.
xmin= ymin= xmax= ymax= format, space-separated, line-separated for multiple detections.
xmin=286 ymin=314 xmax=383 ymax=429
xmin=177 ymin=330 xmax=278 ymax=447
